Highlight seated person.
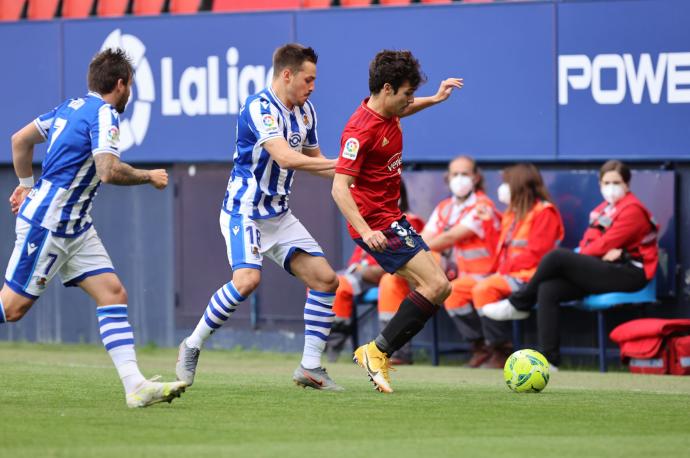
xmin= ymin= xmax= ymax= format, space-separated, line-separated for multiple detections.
xmin=483 ymin=160 xmax=658 ymax=368
xmin=417 ymin=156 xmax=501 ymax=367
xmin=445 ymin=163 xmax=564 ymax=368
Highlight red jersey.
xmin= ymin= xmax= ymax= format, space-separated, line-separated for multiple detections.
xmin=336 ymin=99 xmax=404 ymax=239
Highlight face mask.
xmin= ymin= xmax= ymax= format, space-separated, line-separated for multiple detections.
xmin=498 ymin=183 xmax=511 ymax=205
xmin=601 ymin=184 xmax=626 ymax=204
xmin=449 ymin=175 xmax=473 ymax=198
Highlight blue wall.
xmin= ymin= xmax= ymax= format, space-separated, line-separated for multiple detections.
xmin=0 ymin=0 xmax=688 ymax=164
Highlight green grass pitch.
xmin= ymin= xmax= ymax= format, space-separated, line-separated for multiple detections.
xmin=1 ymin=342 xmax=689 ymax=457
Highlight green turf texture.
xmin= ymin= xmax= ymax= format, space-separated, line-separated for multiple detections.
xmin=1 ymin=342 xmax=689 ymax=457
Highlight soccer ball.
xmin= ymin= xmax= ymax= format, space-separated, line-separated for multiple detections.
xmin=503 ymin=349 xmax=550 ymax=393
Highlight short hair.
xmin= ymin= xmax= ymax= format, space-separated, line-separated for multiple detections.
xmin=88 ymin=48 xmax=133 ymax=94
xmin=599 ymin=160 xmax=631 ymax=184
xmin=273 ymin=43 xmax=318 ymax=75
xmin=368 ymin=50 xmax=426 ymax=94
xmin=450 ymin=155 xmax=485 ymax=192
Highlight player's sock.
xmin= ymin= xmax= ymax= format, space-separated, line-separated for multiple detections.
xmin=96 ymin=304 xmax=146 ymax=394
xmin=0 ymin=296 xmax=6 ymax=324
xmin=301 ymin=290 xmax=336 ymax=369
xmin=186 ymin=281 xmax=246 ymax=349
xmin=375 ymin=291 xmax=439 ymax=355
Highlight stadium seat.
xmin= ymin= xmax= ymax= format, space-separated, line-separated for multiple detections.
xmin=62 ymin=0 xmax=95 ymax=18
xmin=339 ymin=0 xmax=371 ymax=7
xmin=170 ymin=0 xmax=201 ymax=14
xmin=379 ymin=0 xmax=412 ymax=5
xmin=97 ymin=0 xmax=129 ymax=16
xmin=27 ymin=0 xmax=59 ymax=20
xmin=212 ymin=0 xmax=300 ymax=12
xmin=0 ymin=0 xmax=25 ymax=22
xmin=420 ymin=0 xmax=453 ymax=4
xmin=301 ymin=0 xmax=331 ymax=8
xmin=132 ymin=0 xmax=165 ymax=15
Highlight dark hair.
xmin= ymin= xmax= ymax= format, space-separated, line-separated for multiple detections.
xmin=368 ymin=50 xmax=426 ymax=94
xmin=87 ymin=48 xmax=133 ymax=94
xmin=503 ymin=163 xmax=551 ymax=221
xmin=599 ymin=160 xmax=631 ymax=184
xmin=451 ymin=155 xmax=485 ymax=192
xmin=273 ymin=43 xmax=318 ymax=75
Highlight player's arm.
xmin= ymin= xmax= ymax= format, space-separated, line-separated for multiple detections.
xmin=263 ymin=138 xmax=336 ymax=172
xmin=400 ymin=78 xmax=464 ymax=118
xmin=93 ymin=153 xmax=168 ymax=189
xmin=302 ymin=146 xmax=335 ymax=178
xmin=8 ymin=122 xmax=45 ymax=214
xmin=332 ymin=173 xmax=387 ymax=252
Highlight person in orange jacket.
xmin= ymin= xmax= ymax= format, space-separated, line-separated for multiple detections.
xmin=412 ymin=156 xmax=501 ymax=367
xmin=325 ymin=179 xmax=422 ymax=363
xmin=483 ymin=160 xmax=658 ymax=368
xmin=445 ymin=163 xmax=565 ymax=368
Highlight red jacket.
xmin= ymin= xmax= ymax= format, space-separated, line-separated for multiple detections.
xmin=579 ymin=193 xmax=658 ymax=280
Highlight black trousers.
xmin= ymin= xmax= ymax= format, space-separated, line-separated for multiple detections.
xmin=509 ymin=248 xmax=648 ymax=365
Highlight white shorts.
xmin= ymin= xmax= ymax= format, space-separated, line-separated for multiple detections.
xmin=4 ymin=218 xmax=114 ymax=299
xmin=220 ymin=210 xmax=324 ymax=274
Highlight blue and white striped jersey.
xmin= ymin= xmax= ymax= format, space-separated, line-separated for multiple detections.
xmin=222 ymin=87 xmax=318 ymax=219
xmin=19 ymin=92 xmax=120 ymax=237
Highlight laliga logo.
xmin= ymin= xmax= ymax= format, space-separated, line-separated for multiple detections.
xmin=101 ymin=29 xmax=155 ymax=152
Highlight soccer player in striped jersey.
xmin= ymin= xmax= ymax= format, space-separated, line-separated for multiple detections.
xmin=0 ymin=49 xmax=186 ymax=408
xmin=176 ymin=44 xmax=343 ymax=391
xmin=332 ymin=50 xmax=463 ymax=392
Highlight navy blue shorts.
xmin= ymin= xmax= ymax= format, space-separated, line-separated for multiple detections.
xmin=354 ymin=216 xmax=429 ymax=274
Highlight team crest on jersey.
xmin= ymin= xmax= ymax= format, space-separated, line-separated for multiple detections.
xmin=289 ymin=133 xmax=301 ymax=148
xmin=107 ymin=126 xmax=120 ymax=147
xmin=302 ymin=113 xmax=310 ymax=127
xmin=262 ymin=114 xmax=277 ymax=130
xmin=381 ymin=137 xmax=389 ymax=147
xmin=342 ymin=138 xmax=360 ymax=160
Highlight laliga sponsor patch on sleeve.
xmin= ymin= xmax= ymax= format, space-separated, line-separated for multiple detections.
xmin=341 ymin=138 xmax=360 ymax=160
xmin=262 ymin=114 xmax=278 ymax=131
xmin=107 ymin=126 xmax=120 ymax=147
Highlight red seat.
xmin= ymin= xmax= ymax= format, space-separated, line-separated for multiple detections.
xmin=97 ymin=0 xmax=129 ymax=16
xmin=62 ymin=0 xmax=94 ymax=18
xmin=170 ymin=0 xmax=200 ymax=14
xmin=132 ymin=0 xmax=165 ymax=15
xmin=301 ymin=0 xmax=331 ymax=8
xmin=212 ymin=0 xmax=301 ymax=12
xmin=379 ymin=0 xmax=411 ymax=5
xmin=0 ymin=0 xmax=25 ymax=21
xmin=420 ymin=0 xmax=453 ymax=3
xmin=339 ymin=0 xmax=371 ymax=7
xmin=27 ymin=0 xmax=59 ymax=19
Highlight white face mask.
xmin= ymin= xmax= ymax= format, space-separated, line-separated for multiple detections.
xmin=498 ymin=183 xmax=511 ymax=205
xmin=449 ymin=175 xmax=473 ymax=198
xmin=601 ymin=184 xmax=626 ymax=204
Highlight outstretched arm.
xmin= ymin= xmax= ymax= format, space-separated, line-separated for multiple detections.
xmin=94 ymin=153 xmax=168 ymax=189
xmin=9 ymin=122 xmax=44 ymax=214
xmin=332 ymin=173 xmax=387 ymax=252
xmin=302 ymin=146 xmax=335 ymax=178
xmin=263 ymin=138 xmax=336 ymax=172
xmin=400 ymin=78 xmax=464 ymax=118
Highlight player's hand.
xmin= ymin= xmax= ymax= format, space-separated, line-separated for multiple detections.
xmin=433 ymin=78 xmax=464 ymax=103
xmin=363 ymin=230 xmax=388 ymax=253
xmin=602 ymin=248 xmax=623 ymax=262
xmin=148 ymin=169 xmax=168 ymax=190
xmin=9 ymin=186 xmax=31 ymax=215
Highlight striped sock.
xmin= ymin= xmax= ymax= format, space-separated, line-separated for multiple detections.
xmin=97 ymin=304 xmax=145 ymax=394
xmin=0 ymin=297 xmax=6 ymax=324
xmin=301 ymin=290 xmax=336 ymax=369
xmin=187 ymin=281 xmax=246 ymax=349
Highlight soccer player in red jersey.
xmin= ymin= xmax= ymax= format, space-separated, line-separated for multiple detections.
xmin=332 ymin=50 xmax=463 ymax=392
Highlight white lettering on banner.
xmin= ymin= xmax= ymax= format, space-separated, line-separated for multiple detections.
xmin=559 ymin=52 xmax=690 ymax=105
xmin=162 ymin=46 xmax=273 ymax=117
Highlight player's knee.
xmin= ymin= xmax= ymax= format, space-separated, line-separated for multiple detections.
xmin=3 ymin=301 xmax=31 ymax=322
xmin=319 ymin=271 xmax=339 ymax=293
xmin=436 ymin=278 xmax=452 ymax=302
xmin=233 ymin=269 xmax=261 ymax=296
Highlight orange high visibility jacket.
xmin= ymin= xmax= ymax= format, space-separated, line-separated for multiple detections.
xmin=431 ymin=191 xmax=501 ymax=276
xmin=495 ymin=200 xmax=565 ymax=281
